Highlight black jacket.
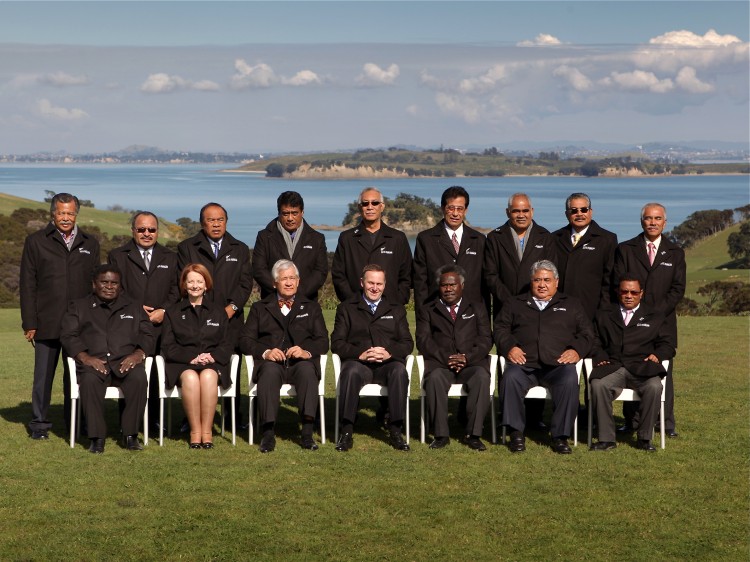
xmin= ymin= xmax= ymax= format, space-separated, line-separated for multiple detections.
xmin=107 ymin=240 xmax=180 ymax=311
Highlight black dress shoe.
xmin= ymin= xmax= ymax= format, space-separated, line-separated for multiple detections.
xmin=375 ymin=407 xmax=390 ymax=428
xmin=259 ymin=432 xmax=276 ymax=453
xmin=201 ymin=442 xmax=214 ymax=450
xmin=88 ymin=437 xmax=105 ymax=454
xmin=429 ymin=436 xmax=450 ymax=449
xmin=666 ymin=430 xmax=679 ymax=438
xmin=533 ymin=420 xmax=548 ymax=431
xmin=335 ymin=432 xmax=353 ymax=452
xmin=460 ymin=435 xmax=487 ymax=451
xmin=300 ymin=435 xmax=319 ymax=450
xmin=189 ymin=442 xmax=202 ymax=449
xmin=508 ymin=431 xmax=526 ymax=453
xmin=636 ymin=439 xmax=656 ymax=452
xmin=389 ymin=429 xmax=410 ymax=451
xmin=616 ymin=424 xmax=635 ymax=433
xmin=30 ymin=430 xmax=49 ymax=440
xmin=589 ymin=441 xmax=617 ymax=451
xmin=125 ymin=435 xmax=143 ymax=451
xmin=551 ymin=438 xmax=572 ymax=454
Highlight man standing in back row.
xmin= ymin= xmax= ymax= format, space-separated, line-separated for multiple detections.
xmin=252 ymin=191 xmax=328 ymax=301
xmin=21 ymin=193 xmax=101 ymax=440
xmin=332 ymin=187 xmax=412 ymax=306
xmin=613 ymin=203 xmax=685 ymax=437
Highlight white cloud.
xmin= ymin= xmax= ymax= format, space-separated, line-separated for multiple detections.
xmin=36 ymin=98 xmax=89 ymax=120
xmin=406 ymin=104 xmax=419 ymax=116
xmin=282 ymin=70 xmax=321 ymax=86
xmin=459 ymin=65 xmax=508 ymax=94
xmin=601 ymin=70 xmax=674 ymax=93
xmin=434 ymin=92 xmax=481 ymax=123
xmin=10 ymin=71 xmax=89 ymax=89
xmin=518 ymin=33 xmax=563 ymax=47
xmin=675 ymin=66 xmax=714 ymax=94
xmin=649 ymin=29 xmax=742 ymax=47
xmin=553 ymin=65 xmax=592 ymax=92
xmin=230 ymin=60 xmax=277 ymax=89
xmin=356 ymin=63 xmax=399 ymax=86
xmin=141 ymin=73 xmax=219 ymax=93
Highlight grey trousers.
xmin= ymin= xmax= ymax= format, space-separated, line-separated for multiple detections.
xmin=592 ymin=367 xmax=662 ymax=442
xmin=255 ymin=361 xmax=318 ymax=425
xmin=29 ymin=339 xmax=71 ymax=433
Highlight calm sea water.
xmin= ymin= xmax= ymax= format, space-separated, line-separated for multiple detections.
xmin=1 ymin=164 xmax=748 ymax=249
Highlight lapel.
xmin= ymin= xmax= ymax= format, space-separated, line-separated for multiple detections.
xmin=634 ymin=234 xmax=653 ymax=270
xmin=439 ymin=223 xmax=458 ymax=258
xmin=498 ymin=224 xmax=521 ymax=265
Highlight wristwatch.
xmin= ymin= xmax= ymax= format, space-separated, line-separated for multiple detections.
xmin=229 ymin=303 xmax=239 ymax=312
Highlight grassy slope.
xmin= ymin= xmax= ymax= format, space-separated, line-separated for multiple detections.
xmin=0 ymin=309 xmax=747 ymax=560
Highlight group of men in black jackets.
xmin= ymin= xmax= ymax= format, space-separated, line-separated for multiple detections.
xmin=21 ymin=186 xmax=684 ymax=454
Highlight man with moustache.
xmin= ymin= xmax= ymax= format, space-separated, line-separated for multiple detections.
xmin=614 ymin=203 xmax=685 ymax=437
xmin=484 ymin=192 xmax=555 ymax=428
xmin=416 ymin=264 xmax=492 ymax=451
xmin=495 ymin=260 xmax=594 ymax=454
xmin=332 ymin=187 xmax=412 ymax=306
xmin=240 ymin=259 xmax=329 ymax=452
xmin=21 ymin=192 xmax=101 ymax=440
xmin=589 ymin=275 xmax=675 ymax=452
xmin=178 ymin=202 xmax=253 ymax=422
xmin=60 ymin=265 xmax=154 ymax=453
xmin=331 ymin=264 xmax=413 ymax=452
xmin=108 ymin=211 xmax=180 ymax=429
xmin=552 ymin=193 xmax=618 ymax=321
xmin=252 ymin=191 xmax=328 ymax=301
xmin=413 ymin=185 xmax=488 ymax=311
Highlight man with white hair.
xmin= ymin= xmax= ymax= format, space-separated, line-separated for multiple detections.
xmin=494 ymin=260 xmax=594 ymax=454
xmin=240 ymin=259 xmax=329 ymax=452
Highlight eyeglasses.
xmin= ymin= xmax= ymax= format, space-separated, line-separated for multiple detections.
xmin=445 ymin=205 xmax=466 ymax=213
xmin=134 ymin=227 xmax=157 ymax=234
xmin=360 ymin=201 xmax=382 ymax=207
xmin=568 ymin=207 xmax=590 ymax=214
xmin=619 ymin=289 xmax=642 ymax=296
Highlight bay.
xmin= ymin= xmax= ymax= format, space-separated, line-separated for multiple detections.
xmin=0 ymin=163 xmax=748 ymax=250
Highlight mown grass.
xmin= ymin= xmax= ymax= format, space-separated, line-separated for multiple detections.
xmin=0 ymin=309 xmax=747 ymax=561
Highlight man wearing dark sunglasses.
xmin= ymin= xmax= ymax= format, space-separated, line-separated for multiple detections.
xmin=552 ymin=193 xmax=618 ymax=322
xmin=108 ymin=211 xmax=180 ymax=429
xmin=332 ymin=187 xmax=413 ymax=306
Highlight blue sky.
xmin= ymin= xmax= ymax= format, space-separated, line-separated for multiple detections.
xmin=0 ymin=1 xmax=748 ymax=153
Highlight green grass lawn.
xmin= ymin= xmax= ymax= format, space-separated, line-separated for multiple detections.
xmin=0 ymin=309 xmax=747 ymax=560
xmin=684 ymin=222 xmax=750 ymax=300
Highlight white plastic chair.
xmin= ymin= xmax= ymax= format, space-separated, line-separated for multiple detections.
xmin=333 ymin=353 xmax=414 ymax=444
xmin=584 ymin=358 xmax=669 ymax=449
xmin=417 ymin=354 xmax=498 ymax=444
xmin=245 ymin=354 xmax=328 ymax=445
xmin=68 ymin=356 xmax=153 ymax=448
xmin=499 ymin=356 xmax=583 ymax=446
xmin=155 ymin=354 xmax=239 ymax=446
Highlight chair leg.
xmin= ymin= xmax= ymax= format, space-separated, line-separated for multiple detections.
xmin=159 ymin=399 xmax=165 ymax=446
xmin=335 ymin=394 xmax=340 ymax=443
xmin=660 ymin=401 xmax=666 ymax=450
xmin=143 ymin=403 xmax=149 ymax=446
xmin=231 ymin=396 xmax=236 ymax=446
xmin=405 ymin=399 xmax=410 ymax=445
xmin=220 ymin=398 xmax=225 ymax=438
xmin=248 ymin=396 xmax=254 ymax=444
xmin=490 ymin=396 xmax=497 ymax=445
xmin=319 ymin=395 xmax=326 ymax=444
xmin=420 ymin=394 xmax=426 ymax=444
xmin=167 ymin=399 xmax=172 ymax=438
xmin=69 ymin=398 xmax=77 ymax=448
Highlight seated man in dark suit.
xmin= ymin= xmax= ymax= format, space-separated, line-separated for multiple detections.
xmin=331 ymin=264 xmax=414 ymax=452
xmin=416 ymin=264 xmax=492 ymax=450
xmin=495 ymin=260 xmax=594 ymax=454
xmin=60 ymin=265 xmax=154 ymax=453
xmin=240 ymin=259 xmax=329 ymax=453
xmin=589 ymin=275 xmax=675 ymax=452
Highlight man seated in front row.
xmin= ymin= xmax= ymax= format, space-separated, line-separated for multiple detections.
xmin=494 ymin=260 xmax=594 ymax=454
xmin=416 ymin=264 xmax=492 ymax=450
xmin=589 ymin=275 xmax=675 ymax=452
xmin=240 ymin=259 xmax=329 ymax=453
xmin=61 ymin=265 xmax=154 ymax=453
xmin=331 ymin=264 xmax=414 ymax=452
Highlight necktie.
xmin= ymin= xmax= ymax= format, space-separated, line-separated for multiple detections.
xmin=624 ymin=309 xmax=633 ymax=326
xmin=143 ymin=250 xmax=150 ymax=270
xmin=647 ymin=242 xmax=656 ymax=266
xmin=212 ymin=242 xmax=220 ymax=259
xmin=369 ymin=302 xmax=377 ymax=315
xmin=572 ymin=233 xmax=581 ymax=247
xmin=451 ymin=232 xmax=459 ymax=254
xmin=449 ymin=304 xmax=457 ymax=321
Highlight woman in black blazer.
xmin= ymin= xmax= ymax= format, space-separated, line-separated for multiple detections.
xmin=161 ymin=263 xmax=232 ymax=449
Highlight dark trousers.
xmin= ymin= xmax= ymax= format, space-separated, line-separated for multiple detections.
xmin=624 ymin=360 xmax=675 ymax=431
xmin=425 ymin=366 xmax=490 ymax=438
xmin=256 ymin=361 xmax=318 ymax=425
xmin=592 ymin=368 xmax=662 ymax=442
xmin=79 ymin=365 xmax=148 ymax=439
xmin=339 ymin=360 xmax=408 ymax=427
xmin=500 ymin=363 xmax=578 ymax=438
xmin=29 ymin=339 xmax=71 ymax=433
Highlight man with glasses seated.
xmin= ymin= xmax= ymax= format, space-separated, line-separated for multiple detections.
xmin=332 ymin=187 xmax=412 ymax=306
xmin=108 ymin=211 xmax=180 ymax=430
xmin=252 ymin=191 xmax=328 ymax=301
